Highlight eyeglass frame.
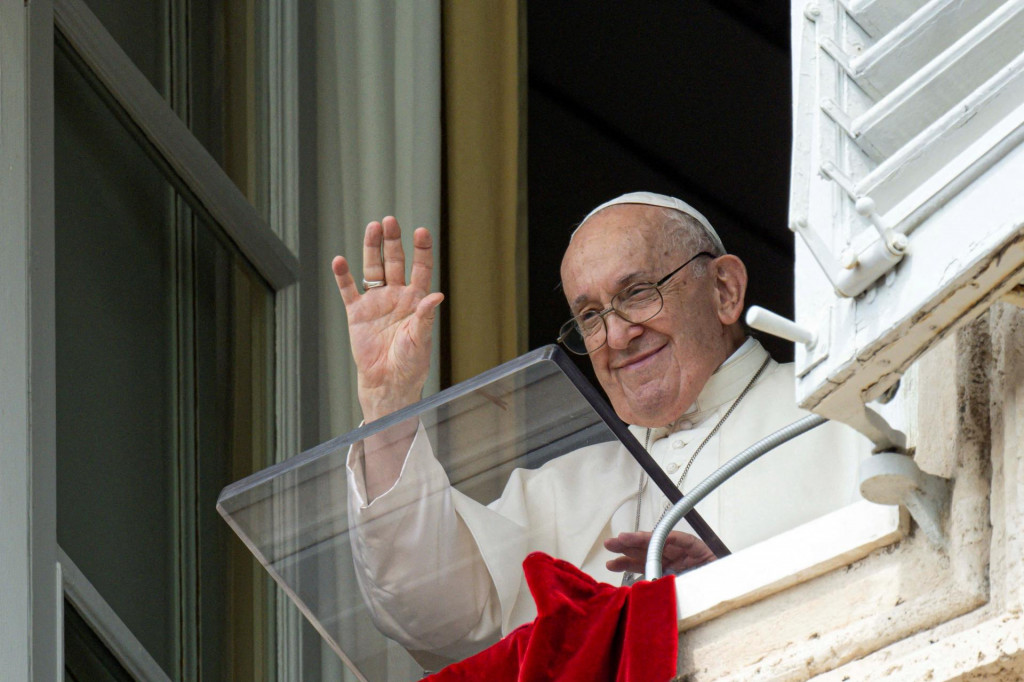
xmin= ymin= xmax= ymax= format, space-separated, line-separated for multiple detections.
xmin=556 ymin=251 xmax=716 ymax=356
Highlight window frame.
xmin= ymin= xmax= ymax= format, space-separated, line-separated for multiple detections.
xmin=0 ymin=0 xmax=305 ymax=676
xmin=0 ymin=0 xmax=59 ymax=678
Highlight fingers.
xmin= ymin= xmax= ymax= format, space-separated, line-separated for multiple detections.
xmin=409 ymin=227 xmax=434 ymax=292
xmin=410 ymin=292 xmax=444 ymax=341
xmin=358 ymin=217 xmax=433 ymax=292
xmin=607 ymin=530 xmax=703 ymax=551
xmin=362 ymin=221 xmax=385 ymax=284
xmin=605 ymin=530 xmax=715 ymax=574
xmin=381 ymin=216 xmax=407 ymax=286
xmin=606 ymin=555 xmax=642 ymax=573
xmin=604 ymin=532 xmax=650 ymax=573
xmin=667 ymin=535 xmax=717 ymax=567
xmin=604 ymin=531 xmax=652 ymax=553
xmin=415 ymin=292 xmax=444 ymax=320
xmin=332 ymin=256 xmax=359 ymax=306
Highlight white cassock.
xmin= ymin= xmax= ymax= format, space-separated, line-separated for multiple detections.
xmin=346 ymin=339 xmax=870 ymax=661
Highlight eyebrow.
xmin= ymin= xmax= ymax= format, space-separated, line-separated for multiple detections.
xmin=569 ymin=271 xmax=653 ymax=310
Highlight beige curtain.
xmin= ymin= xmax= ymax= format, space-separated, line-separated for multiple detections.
xmin=443 ymin=0 xmax=528 ymax=384
xmin=316 ymin=0 xmax=443 ymax=437
xmin=315 ymin=3 xmax=443 ymax=679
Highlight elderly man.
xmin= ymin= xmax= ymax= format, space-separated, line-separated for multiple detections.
xmin=332 ymin=192 xmax=866 ymax=661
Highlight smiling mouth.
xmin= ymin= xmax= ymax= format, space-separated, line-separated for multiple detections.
xmin=612 ymin=344 xmax=666 ymax=370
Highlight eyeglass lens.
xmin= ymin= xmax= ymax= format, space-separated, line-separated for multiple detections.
xmin=559 ymin=286 xmax=664 ymax=355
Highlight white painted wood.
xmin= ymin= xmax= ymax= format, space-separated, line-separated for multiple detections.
xmin=791 ymin=0 xmax=1024 ymax=441
xmin=675 ymin=501 xmax=907 ymax=629
xmin=58 ymin=548 xmax=173 ymax=682
xmin=56 ymin=562 xmax=64 ymax=680
xmin=827 ymin=0 xmax=1004 ymax=99
xmin=844 ymin=0 xmax=1024 ymax=161
xmin=52 ymin=0 xmax=299 ymax=291
xmin=801 ymin=146 xmax=1024 ymax=422
xmin=0 ymin=1 xmax=59 ymax=679
xmin=859 ymin=51 xmax=1024 ymax=221
xmin=838 ymin=0 xmax=928 ymax=38
xmin=746 ymin=306 xmax=819 ymax=350
xmin=792 ymin=0 xmax=852 ymax=291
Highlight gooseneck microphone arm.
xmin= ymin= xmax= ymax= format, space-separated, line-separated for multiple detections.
xmin=645 ymin=414 xmax=828 ymax=580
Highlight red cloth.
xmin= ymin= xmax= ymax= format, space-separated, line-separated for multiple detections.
xmin=427 ymin=552 xmax=678 ymax=682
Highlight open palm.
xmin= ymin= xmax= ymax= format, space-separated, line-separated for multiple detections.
xmin=332 ymin=216 xmax=444 ymax=422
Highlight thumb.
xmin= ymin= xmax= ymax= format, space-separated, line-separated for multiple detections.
xmin=413 ymin=293 xmax=444 ymax=333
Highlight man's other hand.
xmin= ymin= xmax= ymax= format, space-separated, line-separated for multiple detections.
xmin=604 ymin=530 xmax=717 ymax=576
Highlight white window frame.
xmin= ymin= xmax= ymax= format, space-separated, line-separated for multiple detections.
xmin=1 ymin=0 xmax=59 ymax=678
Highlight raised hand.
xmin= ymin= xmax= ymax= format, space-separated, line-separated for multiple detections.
xmin=604 ymin=530 xmax=717 ymax=576
xmin=332 ymin=216 xmax=444 ymax=423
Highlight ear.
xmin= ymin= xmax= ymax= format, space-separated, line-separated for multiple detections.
xmin=711 ymin=255 xmax=747 ymax=325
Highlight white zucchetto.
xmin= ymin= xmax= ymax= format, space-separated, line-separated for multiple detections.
xmin=572 ymin=191 xmax=726 ymax=254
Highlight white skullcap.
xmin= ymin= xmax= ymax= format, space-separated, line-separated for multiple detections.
xmin=571 ymin=191 xmax=726 ymax=254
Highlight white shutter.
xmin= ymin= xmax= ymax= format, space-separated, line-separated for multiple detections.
xmin=788 ymin=0 xmax=1024 ymax=436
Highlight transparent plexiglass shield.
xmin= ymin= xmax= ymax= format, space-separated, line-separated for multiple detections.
xmin=217 ymin=346 xmax=704 ymax=679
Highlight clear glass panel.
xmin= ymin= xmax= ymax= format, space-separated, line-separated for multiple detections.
xmin=55 ymin=40 xmax=177 ymax=672
xmin=218 ymin=348 xmax=683 ymax=679
xmin=55 ymin=34 xmax=276 ymax=680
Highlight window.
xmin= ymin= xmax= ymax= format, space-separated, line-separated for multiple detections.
xmin=51 ymin=0 xmax=302 ymax=677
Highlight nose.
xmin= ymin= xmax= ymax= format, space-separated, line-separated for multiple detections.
xmin=604 ymin=311 xmax=643 ymax=350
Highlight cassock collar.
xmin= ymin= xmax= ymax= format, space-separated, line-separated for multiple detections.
xmin=630 ymin=337 xmax=770 ymax=443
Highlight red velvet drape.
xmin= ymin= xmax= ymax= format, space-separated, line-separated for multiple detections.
xmin=427 ymin=552 xmax=678 ymax=681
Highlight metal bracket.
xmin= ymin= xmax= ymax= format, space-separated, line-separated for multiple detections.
xmin=859 ymin=451 xmax=951 ymax=550
xmin=793 ymin=195 xmax=909 ymax=299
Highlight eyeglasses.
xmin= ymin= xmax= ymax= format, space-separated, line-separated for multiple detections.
xmin=556 ymin=251 xmax=714 ymax=355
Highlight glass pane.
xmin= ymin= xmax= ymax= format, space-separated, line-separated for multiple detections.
xmin=73 ymin=0 xmax=271 ymax=222
xmin=218 ymin=348 xmax=679 ymax=679
xmin=55 ymin=35 xmax=276 ymax=680
xmin=193 ymin=224 xmax=278 ymax=681
xmin=64 ymin=600 xmax=135 ymax=682
xmin=55 ymin=40 xmax=177 ymax=672
xmin=82 ymin=0 xmax=166 ymax=96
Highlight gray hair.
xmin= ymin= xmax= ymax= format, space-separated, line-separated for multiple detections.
xmin=656 ymin=207 xmax=723 ymax=277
